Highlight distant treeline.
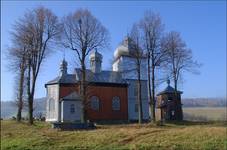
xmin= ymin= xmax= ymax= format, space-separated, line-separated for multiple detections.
xmin=182 ymin=98 xmax=227 ymax=107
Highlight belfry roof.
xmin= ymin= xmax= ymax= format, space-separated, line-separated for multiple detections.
xmin=157 ymin=80 xmax=183 ymax=96
xmin=157 ymin=85 xmax=183 ymax=96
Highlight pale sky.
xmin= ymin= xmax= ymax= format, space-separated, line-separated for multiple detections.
xmin=1 ymin=1 xmax=226 ymax=101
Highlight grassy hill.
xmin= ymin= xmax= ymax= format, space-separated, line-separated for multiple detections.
xmin=1 ymin=120 xmax=226 ymax=150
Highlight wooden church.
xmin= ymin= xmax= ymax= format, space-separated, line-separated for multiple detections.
xmin=45 ymin=36 xmax=183 ymax=123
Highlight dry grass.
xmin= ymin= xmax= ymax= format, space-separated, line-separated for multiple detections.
xmin=183 ymin=107 xmax=226 ymax=121
xmin=1 ymin=120 xmax=227 ymax=150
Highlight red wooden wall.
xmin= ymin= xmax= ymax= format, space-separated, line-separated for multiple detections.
xmin=59 ymin=84 xmax=128 ymax=121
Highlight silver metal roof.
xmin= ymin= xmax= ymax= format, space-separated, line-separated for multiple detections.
xmin=46 ymin=74 xmax=77 ymax=85
xmin=46 ymin=68 xmax=128 ymax=85
xmin=74 ymin=68 xmax=128 ymax=84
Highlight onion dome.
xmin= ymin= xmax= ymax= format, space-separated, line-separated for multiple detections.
xmin=114 ymin=36 xmax=134 ymax=59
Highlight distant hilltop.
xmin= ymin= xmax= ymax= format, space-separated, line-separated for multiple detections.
xmin=1 ymin=97 xmax=226 ymax=119
xmin=1 ymin=98 xmax=46 ymax=119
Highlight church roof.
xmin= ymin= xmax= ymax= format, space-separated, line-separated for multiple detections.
xmin=74 ymin=68 xmax=128 ymax=85
xmin=157 ymin=85 xmax=183 ymax=96
xmin=45 ymin=74 xmax=77 ymax=85
xmin=157 ymin=79 xmax=183 ymax=96
xmin=60 ymin=92 xmax=81 ymax=101
xmin=45 ymin=69 xmax=128 ymax=86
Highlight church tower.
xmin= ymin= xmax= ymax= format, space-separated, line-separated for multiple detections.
xmin=112 ymin=36 xmax=149 ymax=121
xmin=157 ymin=79 xmax=183 ymax=121
xmin=112 ymin=36 xmax=147 ymax=80
xmin=89 ymin=49 xmax=103 ymax=73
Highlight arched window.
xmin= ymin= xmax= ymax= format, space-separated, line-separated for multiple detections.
xmin=90 ymin=96 xmax=100 ymax=111
xmin=112 ymin=96 xmax=120 ymax=111
xmin=70 ymin=104 xmax=75 ymax=113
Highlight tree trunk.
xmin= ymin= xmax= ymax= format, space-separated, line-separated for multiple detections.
xmin=28 ymin=95 xmax=33 ymax=124
xmin=16 ymin=64 xmax=25 ymax=122
xmin=147 ymin=52 xmax=153 ymax=122
xmin=28 ymin=73 xmax=37 ymax=125
xmin=80 ymin=59 xmax=87 ymax=124
xmin=137 ymin=62 xmax=143 ymax=124
xmin=27 ymin=62 xmax=36 ymax=125
xmin=173 ymin=74 xmax=183 ymax=120
xmin=26 ymin=63 xmax=33 ymax=124
xmin=16 ymin=108 xmax=22 ymax=122
xmin=151 ymin=64 xmax=156 ymax=122
xmin=174 ymin=74 xmax=177 ymax=91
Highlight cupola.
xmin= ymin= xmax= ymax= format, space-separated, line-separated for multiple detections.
xmin=114 ymin=36 xmax=133 ymax=59
xmin=89 ymin=49 xmax=102 ymax=73
xmin=59 ymin=59 xmax=68 ymax=76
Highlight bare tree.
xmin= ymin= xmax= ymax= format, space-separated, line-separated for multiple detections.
xmin=8 ymin=49 xmax=26 ymax=122
xmin=139 ymin=11 xmax=165 ymax=122
xmin=161 ymin=31 xmax=200 ymax=91
xmin=13 ymin=7 xmax=61 ymax=124
xmin=61 ymin=9 xmax=109 ymax=123
xmin=129 ymin=24 xmax=146 ymax=124
xmin=161 ymin=31 xmax=200 ymax=120
xmin=7 ymin=22 xmax=29 ymax=122
xmin=14 ymin=68 xmax=27 ymax=122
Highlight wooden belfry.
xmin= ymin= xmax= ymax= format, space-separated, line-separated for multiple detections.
xmin=157 ymin=79 xmax=183 ymax=121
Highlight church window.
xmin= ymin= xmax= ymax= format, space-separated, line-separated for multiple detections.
xmin=90 ymin=96 xmax=100 ymax=111
xmin=70 ymin=104 xmax=75 ymax=113
xmin=112 ymin=96 xmax=120 ymax=111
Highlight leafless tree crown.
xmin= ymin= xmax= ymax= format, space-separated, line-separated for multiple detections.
xmin=62 ymin=9 xmax=109 ymax=61
xmin=161 ymin=31 xmax=200 ymax=90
